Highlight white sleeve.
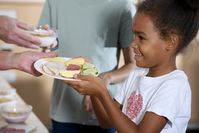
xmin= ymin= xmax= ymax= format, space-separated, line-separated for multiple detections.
xmin=114 ymin=67 xmax=146 ymax=105
xmin=147 ymin=79 xmax=190 ymax=127
xmin=114 ymin=77 xmax=129 ymax=105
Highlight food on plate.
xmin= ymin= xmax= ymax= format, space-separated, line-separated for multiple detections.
xmin=42 ymin=61 xmax=65 ymax=76
xmin=59 ymin=70 xmax=81 ymax=78
xmin=45 ymin=57 xmax=66 ymax=63
xmin=66 ymin=64 xmax=81 ymax=70
xmin=81 ymin=63 xmax=99 ymax=76
xmin=64 ymin=58 xmax=85 ymax=66
xmin=41 ymin=57 xmax=99 ymax=79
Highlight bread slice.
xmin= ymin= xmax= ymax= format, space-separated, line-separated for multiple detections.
xmin=45 ymin=57 xmax=66 ymax=63
xmin=59 ymin=70 xmax=81 ymax=78
xmin=42 ymin=61 xmax=65 ymax=76
xmin=65 ymin=58 xmax=85 ymax=66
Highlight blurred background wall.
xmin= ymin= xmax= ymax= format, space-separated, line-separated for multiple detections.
xmin=0 ymin=0 xmax=198 ymax=131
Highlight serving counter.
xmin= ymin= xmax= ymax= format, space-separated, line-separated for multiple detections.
xmin=0 ymin=76 xmax=49 ymax=133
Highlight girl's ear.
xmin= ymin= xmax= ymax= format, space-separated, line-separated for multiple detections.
xmin=166 ymin=34 xmax=179 ymax=51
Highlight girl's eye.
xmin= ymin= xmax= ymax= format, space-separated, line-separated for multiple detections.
xmin=138 ymin=35 xmax=145 ymax=40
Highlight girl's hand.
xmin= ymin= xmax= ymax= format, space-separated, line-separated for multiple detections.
xmin=98 ymin=72 xmax=112 ymax=87
xmin=64 ymin=74 xmax=107 ymax=96
xmin=82 ymin=95 xmax=93 ymax=113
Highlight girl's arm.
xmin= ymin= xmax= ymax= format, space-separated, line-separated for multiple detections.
xmin=100 ymin=47 xmax=134 ymax=85
xmin=97 ymin=89 xmax=168 ymax=133
xmin=82 ymin=47 xmax=134 ymax=116
xmin=65 ymin=75 xmax=168 ymax=133
xmin=90 ymin=96 xmax=121 ymax=128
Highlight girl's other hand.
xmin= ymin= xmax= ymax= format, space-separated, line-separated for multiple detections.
xmin=64 ymin=74 xmax=107 ymax=96
xmin=98 ymin=72 xmax=111 ymax=87
xmin=82 ymin=95 xmax=93 ymax=113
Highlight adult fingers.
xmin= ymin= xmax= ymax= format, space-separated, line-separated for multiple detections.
xmin=16 ymin=20 xmax=34 ymax=30
xmin=16 ymin=29 xmax=41 ymax=46
xmin=7 ymin=34 xmax=39 ymax=49
xmin=49 ymin=40 xmax=58 ymax=49
xmin=31 ymin=69 xmax=42 ymax=76
xmin=41 ymin=51 xmax=58 ymax=58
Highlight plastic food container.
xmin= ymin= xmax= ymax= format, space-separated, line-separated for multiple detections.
xmin=0 ymin=102 xmax=32 ymax=123
xmin=0 ymin=88 xmax=16 ymax=106
xmin=28 ymin=26 xmax=57 ymax=48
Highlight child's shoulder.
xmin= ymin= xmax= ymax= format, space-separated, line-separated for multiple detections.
xmin=165 ymin=69 xmax=188 ymax=81
xmin=131 ymin=67 xmax=148 ymax=75
xmin=160 ymin=69 xmax=190 ymax=92
xmin=128 ymin=67 xmax=148 ymax=79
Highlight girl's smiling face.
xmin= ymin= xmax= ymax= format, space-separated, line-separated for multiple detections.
xmin=131 ymin=13 xmax=175 ymax=75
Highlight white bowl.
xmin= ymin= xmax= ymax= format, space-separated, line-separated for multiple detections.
xmin=29 ymin=28 xmax=57 ymax=47
xmin=0 ymin=88 xmax=16 ymax=105
xmin=39 ymin=36 xmax=57 ymax=47
xmin=0 ymin=103 xmax=32 ymax=123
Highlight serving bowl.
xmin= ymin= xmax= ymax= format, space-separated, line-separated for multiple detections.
xmin=0 ymin=88 xmax=16 ymax=106
xmin=0 ymin=103 xmax=32 ymax=123
xmin=28 ymin=26 xmax=57 ymax=48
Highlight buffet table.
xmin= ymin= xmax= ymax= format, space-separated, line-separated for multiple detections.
xmin=0 ymin=76 xmax=49 ymax=133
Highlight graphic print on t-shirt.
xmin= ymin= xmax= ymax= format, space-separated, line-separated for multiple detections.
xmin=126 ymin=91 xmax=143 ymax=120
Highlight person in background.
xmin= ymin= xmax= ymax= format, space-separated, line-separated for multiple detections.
xmin=0 ymin=15 xmax=58 ymax=76
xmin=39 ymin=0 xmax=136 ymax=132
xmin=65 ymin=0 xmax=199 ymax=132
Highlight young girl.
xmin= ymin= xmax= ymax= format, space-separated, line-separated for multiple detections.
xmin=65 ymin=0 xmax=199 ymax=132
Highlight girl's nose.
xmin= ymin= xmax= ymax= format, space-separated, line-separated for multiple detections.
xmin=132 ymin=42 xmax=138 ymax=49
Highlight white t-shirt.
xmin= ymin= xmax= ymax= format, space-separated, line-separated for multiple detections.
xmin=114 ymin=67 xmax=191 ymax=133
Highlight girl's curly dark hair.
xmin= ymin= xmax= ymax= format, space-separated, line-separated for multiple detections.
xmin=137 ymin=0 xmax=199 ymax=53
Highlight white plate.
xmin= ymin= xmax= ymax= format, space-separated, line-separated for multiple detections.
xmin=34 ymin=57 xmax=81 ymax=81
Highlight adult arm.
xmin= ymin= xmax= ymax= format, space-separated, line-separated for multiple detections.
xmin=0 ymin=51 xmax=57 ymax=76
xmin=0 ymin=16 xmax=41 ymax=49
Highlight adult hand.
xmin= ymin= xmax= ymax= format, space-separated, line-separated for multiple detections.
xmin=12 ymin=51 xmax=58 ymax=76
xmin=0 ymin=16 xmax=41 ymax=49
xmin=42 ymin=39 xmax=58 ymax=52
